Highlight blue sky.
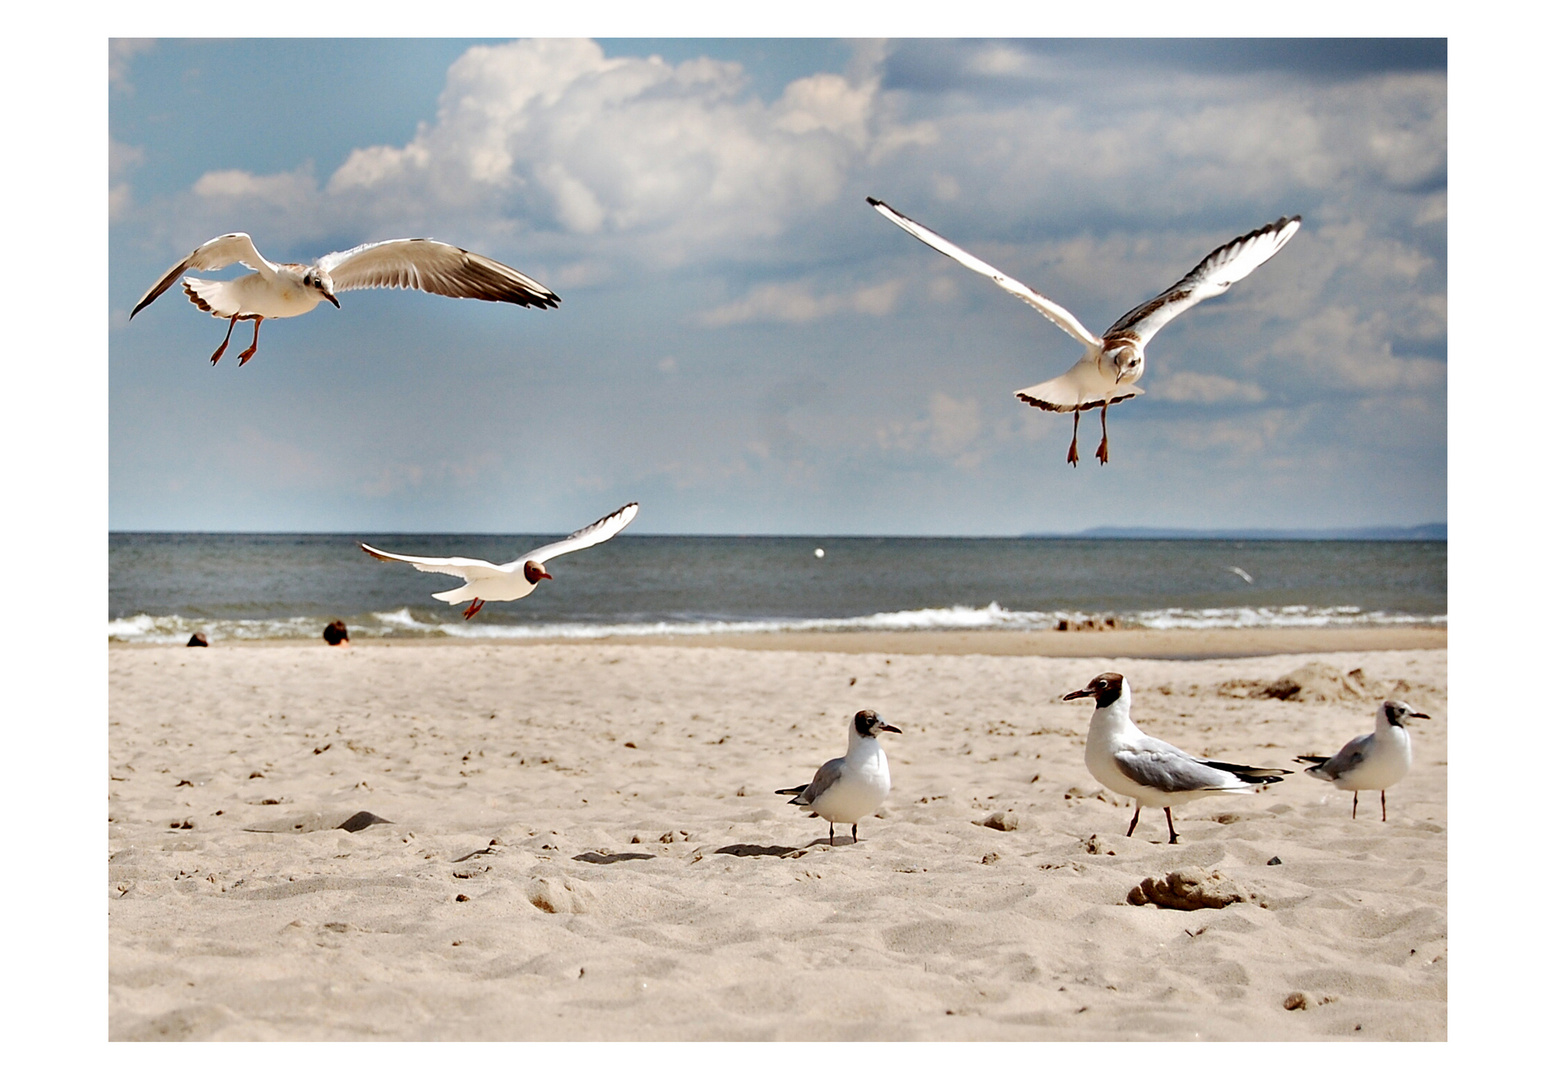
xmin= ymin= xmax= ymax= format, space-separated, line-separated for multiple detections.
xmin=109 ymin=37 xmax=1446 ymax=535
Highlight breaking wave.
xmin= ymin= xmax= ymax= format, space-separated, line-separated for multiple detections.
xmin=109 ymin=601 xmax=1445 ymax=644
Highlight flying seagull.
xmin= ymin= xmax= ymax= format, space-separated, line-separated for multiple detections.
xmin=129 ymin=233 xmax=560 ymax=366
xmin=867 ymin=197 xmax=1300 ymax=465
xmin=359 ymin=502 xmax=637 ymax=619
xmin=1064 ymin=672 xmax=1290 ymax=843
xmin=776 ymin=709 xmax=901 ymax=846
xmin=1296 ymin=699 xmax=1426 ymax=821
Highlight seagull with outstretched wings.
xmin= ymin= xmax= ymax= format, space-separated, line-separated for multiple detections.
xmin=130 ymin=233 xmax=559 ymax=366
xmin=867 ymin=197 xmax=1300 ymax=465
xmin=360 ymin=503 xmax=638 ymax=619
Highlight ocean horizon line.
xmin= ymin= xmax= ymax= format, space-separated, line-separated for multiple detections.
xmin=107 ymin=524 xmax=1447 ymax=541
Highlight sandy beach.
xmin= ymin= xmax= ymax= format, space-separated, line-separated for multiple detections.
xmin=108 ymin=631 xmax=1446 ymax=1040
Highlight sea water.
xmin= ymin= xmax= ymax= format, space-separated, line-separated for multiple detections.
xmin=108 ymin=534 xmax=1446 ymax=644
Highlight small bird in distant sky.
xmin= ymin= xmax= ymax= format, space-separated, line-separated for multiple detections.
xmin=867 ymin=197 xmax=1300 ymax=466
xmin=130 ymin=233 xmax=559 ymax=366
xmin=360 ymin=503 xmax=637 ymax=620
xmin=776 ymin=709 xmax=901 ymax=845
xmin=1296 ymin=700 xmax=1426 ymax=821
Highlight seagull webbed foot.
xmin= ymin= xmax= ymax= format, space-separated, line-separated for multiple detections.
xmin=210 ymin=316 xmax=238 ymax=365
xmin=236 ymin=317 xmax=262 ymax=366
xmin=462 ymin=598 xmax=486 ymax=620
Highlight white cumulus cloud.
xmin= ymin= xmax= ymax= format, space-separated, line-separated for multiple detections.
xmin=179 ymin=39 xmax=930 ymax=274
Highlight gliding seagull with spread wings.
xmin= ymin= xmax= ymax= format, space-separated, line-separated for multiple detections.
xmin=129 ymin=233 xmax=560 ymax=366
xmin=868 ymin=198 xmax=1300 ymax=465
xmin=360 ymin=503 xmax=638 ymax=619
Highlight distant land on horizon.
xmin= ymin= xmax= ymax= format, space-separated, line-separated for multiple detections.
xmin=1031 ymin=523 xmax=1447 ymax=541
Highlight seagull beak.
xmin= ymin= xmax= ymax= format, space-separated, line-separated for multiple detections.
xmin=324 ymin=291 xmax=340 ymax=308
xmin=880 ymin=723 xmax=902 ymax=734
xmin=1410 ymin=710 xmax=1430 ymax=721
xmin=539 ymin=569 xmax=553 ymax=580
xmin=1063 ymin=687 xmax=1095 ymax=701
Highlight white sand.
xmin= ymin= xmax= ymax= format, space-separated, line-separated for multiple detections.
xmin=108 ymin=639 xmax=1446 ymax=1040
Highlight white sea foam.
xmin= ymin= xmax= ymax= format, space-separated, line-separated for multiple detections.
xmin=1130 ymin=605 xmax=1448 ymax=630
xmin=106 ymin=613 xmax=348 ymax=643
xmin=370 ymin=607 xmax=435 ymax=629
xmin=108 ymin=601 xmax=1445 ymax=642
xmin=107 ymin=613 xmax=162 ymax=638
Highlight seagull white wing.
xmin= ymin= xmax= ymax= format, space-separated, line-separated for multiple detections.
xmin=1105 ymin=216 xmax=1301 ymax=347
xmin=317 ymin=238 xmax=560 ymax=308
xmin=1115 ymin=738 xmax=1253 ymax=793
xmin=130 ymin=233 xmax=277 ymax=319
xmin=515 ymin=502 xmax=639 ymax=568
xmin=1300 ymin=733 xmax=1373 ymax=782
xmin=1014 ymin=358 xmax=1144 ymax=413
xmin=358 ymin=542 xmax=509 ymax=582
xmin=868 ymin=197 xmax=1102 ymax=348
xmin=790 ymin=756 xmax=846 ymax=806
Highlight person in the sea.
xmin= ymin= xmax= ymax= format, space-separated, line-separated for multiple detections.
xmin=322 ymin=620 xmax=350 ymax=647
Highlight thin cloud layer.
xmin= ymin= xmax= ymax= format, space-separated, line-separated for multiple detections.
xmin=696 ymin=279 xmax=905 ymax=327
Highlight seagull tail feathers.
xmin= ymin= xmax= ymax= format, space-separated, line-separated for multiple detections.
xmin=431 ymin=584 xmax=479 ymax=604
xmin=1199 ymin=760 xmax=1293 ymax=784
xmin=1015 ymin=373 xmax=1143 ymax=413
xmin=1296 ymin=756 xmax=1336 ymax=780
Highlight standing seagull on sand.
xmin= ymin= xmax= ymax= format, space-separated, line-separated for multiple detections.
xmin=360 ymin=503 xmax=637 ymax=620
xmin=129 ymin=233 xmax=560 ymax=366
xmin=1296 ymin=700 xmax=1427 ymax=821
xmin=867 ymin=198 xmax=1300 ymax=465
xmin=1064 ymin=672 xmax=1290 ymax=843
xmin=776 ymin=709 xmax=901 ymax=845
